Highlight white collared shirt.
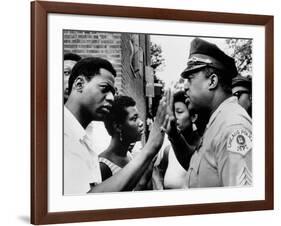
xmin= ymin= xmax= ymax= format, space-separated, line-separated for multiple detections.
xmin=85 ymin=121 xmax=111 ymax=155
xmin=64 ymin=107 xmax=102 ymax=195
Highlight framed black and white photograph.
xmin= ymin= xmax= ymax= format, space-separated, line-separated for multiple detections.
xmin=31 ymin=1 xmax=273 ymax=224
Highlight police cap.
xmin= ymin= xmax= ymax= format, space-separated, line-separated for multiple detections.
xmin=181 ymin=38 xmax=238 ymax=79
xmin=232 ymin=75 xmax=252 ymax=91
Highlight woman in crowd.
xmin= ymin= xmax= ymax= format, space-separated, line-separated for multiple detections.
xmin=99 ymin=95 xmax=153 ymax=190
xmin=152 ymin=90 xmax=203 ymax=189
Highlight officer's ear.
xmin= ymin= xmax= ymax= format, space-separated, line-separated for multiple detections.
xmin=72 ymin=75 xmax=87 ymax=93
xmin=208 ymin=73 xmax=219 ymax=90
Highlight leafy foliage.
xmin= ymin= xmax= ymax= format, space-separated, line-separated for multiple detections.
xmin=225 ymin=39 xmax=253 ymax=77
xmin=149 ymin=42 xmax=165 ymax=117
xmin=150 ymin=42 xmax=165 ymax=73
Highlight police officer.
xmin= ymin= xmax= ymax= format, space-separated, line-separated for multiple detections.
xmin=232 ymin=75 xmax=252 ymax=117
xmin=172 ymin=38 xmax=252 ymax=187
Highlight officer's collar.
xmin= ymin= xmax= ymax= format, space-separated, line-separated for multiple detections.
xmin=205 ymin=96 xmax=238 ymax=130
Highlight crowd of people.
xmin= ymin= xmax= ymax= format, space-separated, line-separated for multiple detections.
xmin=63 ymin=37 xmax=252 ymax=195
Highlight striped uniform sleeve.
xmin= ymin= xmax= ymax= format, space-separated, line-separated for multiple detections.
xmin=215 ymin=125 xmax=252 ymax=187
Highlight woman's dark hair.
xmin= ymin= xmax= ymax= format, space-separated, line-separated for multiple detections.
xmin=104 ymin=95 xmax=136 ymax=136
xmin=173 ymin=90 xmax=189 ymax=112
xmin=68 ymin=57 xmax=116 ymax=95
xmin=173 ymin=90 xmax=187 ymax=105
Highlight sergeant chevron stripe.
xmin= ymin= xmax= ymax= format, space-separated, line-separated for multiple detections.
xmin=237 ymin=165 xmax=252 ymax=186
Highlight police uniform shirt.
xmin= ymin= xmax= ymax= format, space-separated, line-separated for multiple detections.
xmin=64 ymin=107 xmax=102 ymax=195
xmin=186 ymin=96 xmax=252 ymax=188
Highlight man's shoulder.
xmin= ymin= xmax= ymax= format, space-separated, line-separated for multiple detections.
xmin=218 ymin=101 xmax=251 ymax=128
xmin=205 ymin=101 xmax=251 ymax=145
xmin=216 ymin=103 xmax=252 ymax=148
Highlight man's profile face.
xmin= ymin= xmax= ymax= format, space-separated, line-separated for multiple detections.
xmin=64 ymin=60 xmax=77 ymax=99
xmin=184 ymin=69 xmax=210 ymax=112
xmin=80 ymin=68 xmax=115 ymax=121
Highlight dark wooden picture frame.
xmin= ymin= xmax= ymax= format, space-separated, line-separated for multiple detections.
xmin=31 ymin=0 xmax=274 ymax=224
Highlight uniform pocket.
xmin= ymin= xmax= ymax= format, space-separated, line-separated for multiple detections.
xmin=186 ymin=151 xmax=204 ymax=188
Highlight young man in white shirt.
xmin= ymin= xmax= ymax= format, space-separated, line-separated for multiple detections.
xmin=64 ymin=57 xmax=167 ymax=195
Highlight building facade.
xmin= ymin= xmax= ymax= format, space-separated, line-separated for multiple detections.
xmin=64 ymin=30 xmax=154 ymax=140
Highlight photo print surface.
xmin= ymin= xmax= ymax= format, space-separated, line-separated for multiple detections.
xmin=63 ymin=30 xmax=253 ymax=195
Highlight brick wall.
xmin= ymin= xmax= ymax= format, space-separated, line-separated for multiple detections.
xmin=64 ymin=30 xmax=151 ymax=140
xmin=63 ymin=30 xmax=122 ymax=77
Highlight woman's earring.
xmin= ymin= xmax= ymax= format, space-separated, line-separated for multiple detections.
xmin=191 ymin=114 xmax=198 ymax=131
xmin=119 ymin=130 xmax=123 ymax=142
xmin=192 ymin=122 xmax=197 ymax=132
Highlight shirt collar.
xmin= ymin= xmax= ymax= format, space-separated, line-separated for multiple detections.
xmin=64 ymin=106 xmax=86 ymax=140
xmin=85 ymin=121 xmax=104 ymax=138
xmin=206 ymin=96 xmax=238 ymax=129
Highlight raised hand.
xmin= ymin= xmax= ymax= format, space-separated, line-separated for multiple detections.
xmin=147 ymin=96 xmax=168 ymax=149
xmin=163 ymin=88 xmax=178 ymax=138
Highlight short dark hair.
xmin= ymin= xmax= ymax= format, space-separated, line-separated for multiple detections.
xmin=173 ymin=90 xmax=189 ymax=113
xmin=104 ymin=95 xmax=136 ymax=136
xmin=173 ymin=90 xmax=187 ymax=105
xmin=68 ymin=57 xmax=117 ymax=95
xmin=204 ymin=67 xmax=232 ymax=94
xmin=64 ymin=52 xmax=81 ymax=62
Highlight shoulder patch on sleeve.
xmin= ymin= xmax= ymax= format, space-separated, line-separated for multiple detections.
xmin=227 ymin=128 xmax=252 ymax=156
